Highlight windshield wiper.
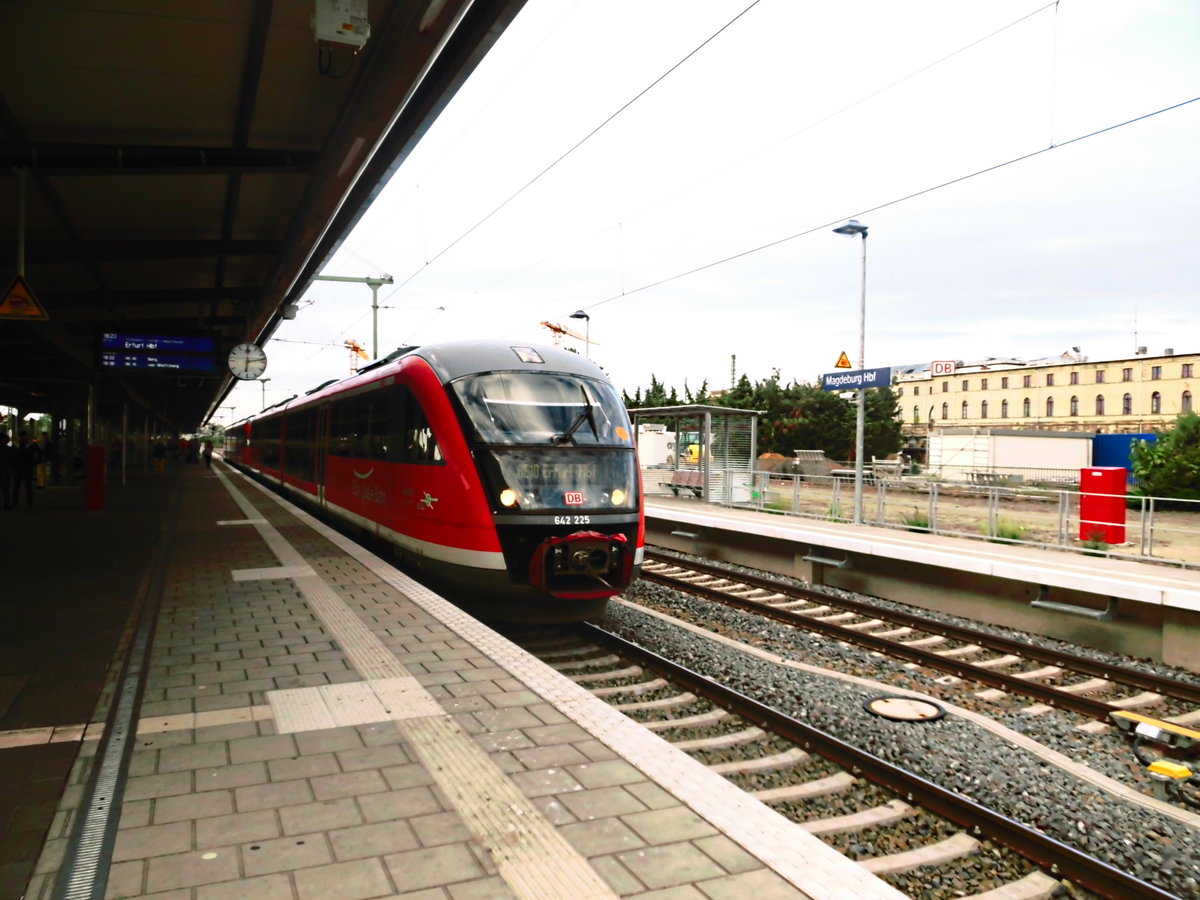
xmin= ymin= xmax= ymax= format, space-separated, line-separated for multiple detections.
xmin=551 ymin=386 xmax=598 ymax=445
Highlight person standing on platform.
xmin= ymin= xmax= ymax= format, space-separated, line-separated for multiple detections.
xmin=0 ymin=431 xmax=13 ymax=511
xmin=202 ymin=439 xmax=213 ymax=468
xmin=11 ymin=432 xmax=41 ymax=508
xmin=152 ymin=440 xmax=167 ymax=475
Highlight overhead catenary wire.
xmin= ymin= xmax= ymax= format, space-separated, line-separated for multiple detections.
xmin=382 ymin=0 xmax=1062 ymax=310
xmin=467 ymin=0 xmax=1062 ymax=301
xmin=376 ymin=0 xmax=767 ymax=306
xmin=572 ymin=96 xmax=1200 ymax=317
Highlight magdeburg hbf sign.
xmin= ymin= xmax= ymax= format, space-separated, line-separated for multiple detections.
xmin=821 ymin=366 xmax=892 ymax=391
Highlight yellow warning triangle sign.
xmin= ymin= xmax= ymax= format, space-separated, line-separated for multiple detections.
xmin=834 ymin=351 xmax=852 ymax=369
xmin=0 ymin=274 xmax=49 ymax=320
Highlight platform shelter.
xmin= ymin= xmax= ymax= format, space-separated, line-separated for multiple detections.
xmin=631 ymin=404 xmax=762 ymax=504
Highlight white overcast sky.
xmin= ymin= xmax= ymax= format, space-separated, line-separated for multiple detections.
xmin=225 ymin=0 xmax=1198 ymax=423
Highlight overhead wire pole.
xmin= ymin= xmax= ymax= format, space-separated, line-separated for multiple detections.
xmin=312 ymin=274 xmax=395 ymax=359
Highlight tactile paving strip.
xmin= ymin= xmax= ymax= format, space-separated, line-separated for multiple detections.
xmin=234 ymin=469 xmax=906 ymax=900
xmin=214 ymin=468 xmax=621 ymax=900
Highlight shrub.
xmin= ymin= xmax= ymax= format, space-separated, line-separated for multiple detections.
xmin=901 ymin=508 xmax=929 ymax=532
xmin=985 ymin=518 xmax=1028 ymax=543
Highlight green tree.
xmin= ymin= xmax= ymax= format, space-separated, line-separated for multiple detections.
xmin=863 ymin=386 xmax=904 ymax=460
xmin=1130 ymin=412 xmax=1200 ymax=500
xmin=622 ymin=373 xmax=903 ymax=462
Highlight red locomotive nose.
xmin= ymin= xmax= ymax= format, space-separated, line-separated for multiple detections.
xmin=530 ymin=531 xmax=631 ymax=599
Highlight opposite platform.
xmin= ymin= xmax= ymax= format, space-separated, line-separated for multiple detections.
xmin=22 ymin=462 xmax=904 ymax=900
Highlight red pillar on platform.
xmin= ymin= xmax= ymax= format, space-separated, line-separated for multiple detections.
xmin=85 ymin=444 xmax=106 ymax=511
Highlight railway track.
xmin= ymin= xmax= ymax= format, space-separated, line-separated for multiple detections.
xmin=640 ymin=550 xmax=1200 ymax=726
xmin=503 ymin=623 xmax=1180 ymax=900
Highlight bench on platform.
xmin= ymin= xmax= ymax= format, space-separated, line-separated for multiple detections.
xmin=667 ymin=469 xmax=704 ymax=498
xmin=968 ymin=471 xmax=1023 ymax=486
xmin=871 ymin=456 xmax=906 ymax=479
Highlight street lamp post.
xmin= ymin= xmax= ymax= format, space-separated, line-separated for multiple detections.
xmin=260 ymin=377 xmax=271 ymax=408
xmin=569 ymin=310 xmax=591 ymax=359
xmin=832 ymin=219 xmax=868 ymax=524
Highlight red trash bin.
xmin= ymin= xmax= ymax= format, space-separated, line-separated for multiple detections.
xmin=1079 ymin=466 xmax=1126 ymax=543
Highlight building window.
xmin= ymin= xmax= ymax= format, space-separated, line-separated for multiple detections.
xmin=1046 ymin=397 xmax=1054 ymax=417
xmin=1151 ymin=365 xmax=1162 ymax=380
xmin=1123 ymin=393 xmax=1132 ymax=415
xmin=1070 ymin=372 xmax=1079 ymax=385
xmin=1022 ymin=397 xmax=1031 ymax=416
xmin=913 ymin=405 xmax=920 ymax=423
xmin=914 ymin=386 xmax=920 ymax=395
xmin=981 ymin=378 xmax=988 ymax=390
xmin=1022 ymin=375 xmax=1032 ymax=388
xmin=1046 ymin=373 xmax=1055 ymax=387
xmin=1069 ymin=395 xmax=1078 ymax=415
xmin=897 ymin=387 xmax=904 ymax=397
xmin=1095 ymin=370 xmax=1105 ymax=383
xmin=1095 ymin=395 xmax=1105 ymax=415
xmin=1122 ymin=368 xmax=1133 ymax=382
xmin=942 ymin=381 xmax=949 ymax=393
xmin=1001 ymin=377 xmax=1009 ymax=389
xmin=1001 ymin=399 xmax=1009 ymax=418
xmin=1151 ymin=392 xmax=1162 ymax=414
xmin=980 ymin=400 xmax=988 ymax=419
xmin=961 ymin=401 xmax=969 ymax=418
xmin=1183 ymin=364 xmax=1193 ymax=379
xmin=941 ymin=402 xmax=948 ymax=419
xmin=961 ymin=379 xmax=969 ymax=391
xmin=1184 ymin=391 xmax=1193 ymax=414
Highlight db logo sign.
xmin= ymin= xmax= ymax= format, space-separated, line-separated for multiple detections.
xmin=931 ymin=360 xmax=956 ymax=377
xmin=564 ymin=491 xmax=585 ymax=505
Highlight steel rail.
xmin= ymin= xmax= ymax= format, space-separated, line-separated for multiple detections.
xmin=645 ymin=549 xmax=1200 ymax=706
xmin=639 ymin=565 xmax=1118 ymax=719
xmin=578 ymin=621 xmax=1180 ymax=900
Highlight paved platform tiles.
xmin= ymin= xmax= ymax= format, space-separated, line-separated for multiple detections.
xmin=25 ymin=463 xmax=905 ymax=900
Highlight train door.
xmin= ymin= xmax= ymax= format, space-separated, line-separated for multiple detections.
xmin=315 ymin=404 xmax=329 ymax=507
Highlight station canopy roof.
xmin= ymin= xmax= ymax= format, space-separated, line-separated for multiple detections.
xmin=0 ymin=0 xmax=526 ymax=432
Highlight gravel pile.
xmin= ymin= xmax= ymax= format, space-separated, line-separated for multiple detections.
xmin=602 ymin=580 xmax=1200 ymax=899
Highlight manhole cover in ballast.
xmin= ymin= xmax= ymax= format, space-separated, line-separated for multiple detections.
xmin=864 ymin=695 xmax=945 ymax=722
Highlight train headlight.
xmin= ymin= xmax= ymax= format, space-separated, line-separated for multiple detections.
xmin=610 ymin=489 xmax=626 ymax=506
xmin=499 ymin=488 xmax=518 ymax=508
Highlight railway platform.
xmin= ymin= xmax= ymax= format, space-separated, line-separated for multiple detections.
xmin=645 ymin=497 xmax=1200 ymax=673
xmin=1 ymin=461 xmax=904 ymax=900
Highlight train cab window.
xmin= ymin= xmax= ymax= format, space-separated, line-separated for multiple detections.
xmin=453 ymin=372 xmax=633 ymax=447
xmin=399 ymin=393 xmax=443 ymax=464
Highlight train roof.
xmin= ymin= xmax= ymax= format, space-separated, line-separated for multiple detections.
xmin=260 ymin=340 xmax=613 ymax=418
xmin=412 ymin=340 xmax=608 ymax=384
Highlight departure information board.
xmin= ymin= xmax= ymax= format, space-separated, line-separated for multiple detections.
xmin=99 ymin=333 xmax=217 ymax=374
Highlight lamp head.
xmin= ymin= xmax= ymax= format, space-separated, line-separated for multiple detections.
xmin=569 ymin=310 xmax=590 ymax=321
xmin=832 ymin=219 xmax=868 ymax=237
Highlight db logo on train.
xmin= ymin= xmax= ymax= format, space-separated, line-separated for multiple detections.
xmin=563 ymin=491 xmax=585 ymax=505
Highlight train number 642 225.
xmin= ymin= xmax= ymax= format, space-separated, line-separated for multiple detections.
xmin=554 ymin=515 xmax=591 ymax=526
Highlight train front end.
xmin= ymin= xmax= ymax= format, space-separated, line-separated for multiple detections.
xmin=445 ymin=344 xmax=643 ymax=618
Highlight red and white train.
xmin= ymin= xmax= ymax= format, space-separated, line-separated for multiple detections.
xmin=223 ymin=340 xmax=644 ymax=621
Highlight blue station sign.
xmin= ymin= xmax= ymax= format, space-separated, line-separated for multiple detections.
xmin=821 ymin=366 xmax=892 ymax=391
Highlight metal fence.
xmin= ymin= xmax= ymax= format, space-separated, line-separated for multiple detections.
xmin=644 ymin=465 xmax=1200 ymax=570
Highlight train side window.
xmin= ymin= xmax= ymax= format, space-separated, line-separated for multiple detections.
xmin=258 ymin=415 xmax=282 ymax=467
xmin=367 ymin=394 xmax=389 ymax=460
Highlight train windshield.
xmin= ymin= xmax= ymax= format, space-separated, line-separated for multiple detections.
xmin=452 ymin=373 xmax=634 ymax=447
xmin=452 ymin=372 xmax=638 ymax=512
